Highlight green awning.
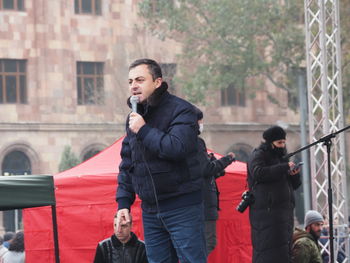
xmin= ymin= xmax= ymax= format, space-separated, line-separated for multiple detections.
xmin=0 ymin=175 xmax=55 ymax=211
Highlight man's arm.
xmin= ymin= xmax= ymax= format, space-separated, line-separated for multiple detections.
xmin=204 ymin=152 xmax=235 ymax=179
xmin=249 ymin=150 xmax=290 ymax=183
xmin=116 ymin=135 xmax=135 ymax=230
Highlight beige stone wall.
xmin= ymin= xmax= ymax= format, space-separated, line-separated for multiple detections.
xmin=0 ymin=0 xmax=181 ymax=176
xmin=0 ymin=0 xmax=346 ymax=174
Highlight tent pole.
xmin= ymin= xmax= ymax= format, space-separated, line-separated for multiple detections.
xmin=51 ymin=205 xmax=60 ymax=263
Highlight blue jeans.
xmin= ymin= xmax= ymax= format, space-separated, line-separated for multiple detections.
xmin=142 ymin=203 xmax=207 ymax=263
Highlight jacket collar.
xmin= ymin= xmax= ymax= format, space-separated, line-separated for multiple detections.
xmin=111 ymin=231 xmax=138 ymax=248
xmin=293 ymin=227 xmax=319 ymax=245
xmin=147 ymin=81 xmax=168 ymax=107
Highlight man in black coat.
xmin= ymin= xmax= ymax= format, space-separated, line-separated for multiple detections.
xmin=94 ymin=214 xmax=148 ymax=263
xmin=116 ymin=59 xmax=207 ymax=262
xmin=247 ymin=126 xmax=302 ymax=263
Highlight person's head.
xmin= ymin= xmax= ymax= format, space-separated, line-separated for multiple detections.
xmin=3 ymin=232 xmax=15 ymax=242
xmin=263 ymin=125 xmax=287 ymax=155
xmin=113 ymin=214 xmax=132 ymax=244
xmin=3 ymin=231 xmax=15 ymax=248
xmin=0 ymin=236 xmax=3 ymax=246
xmin=304 ymin=210 xmax=324 ymax=240
xmin=128 ymin=58 xmax=163 ymax=103
xmin=8 ymin=231 xmax=24 ymax=252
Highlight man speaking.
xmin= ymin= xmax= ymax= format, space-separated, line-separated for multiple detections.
xmin=116 ymin=58 xmax=207 ymax=263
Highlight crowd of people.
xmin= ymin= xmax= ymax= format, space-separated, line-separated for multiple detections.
xmin=0 ymin=231 xmax=25 ymax=263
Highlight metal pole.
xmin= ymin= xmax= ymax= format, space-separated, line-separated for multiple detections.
xmin=297 ymin=69 xmax=311 ymax=212
xmin=325 ymin=140 xmax=335 ymax=263
xmin=51 ymin=205 xmax=60 ymax=263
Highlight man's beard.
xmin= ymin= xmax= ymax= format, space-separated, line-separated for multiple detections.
xmin=310 ymin=228 xmax=321 ymax=240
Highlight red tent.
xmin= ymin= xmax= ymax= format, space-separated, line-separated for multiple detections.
xmin=23 ymin=137 xmax=252 ymax=262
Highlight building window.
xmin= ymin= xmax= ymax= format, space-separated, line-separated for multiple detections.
xmin=160 ymin=63 xmax=177 ymax=94
xmin=0 ymin=59 xmax=27 ymax=104
xmin=221 ymin=84 xmax=245 ymax=107
xmin=2 ymin=150 xmax=31 ymax=175
xmin=77 ymin=62 xmax=104 ymax=105
xmin=0 ymin=0 xmax=24 ymax=10
xmin=74 ymin=0 xmax=101 ymax=15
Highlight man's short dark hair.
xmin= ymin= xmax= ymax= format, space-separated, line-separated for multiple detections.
xmin=129 ymin=58 xmax=162 ymax=81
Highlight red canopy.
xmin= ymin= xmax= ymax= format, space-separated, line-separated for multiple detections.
xmin=23 ymin=137 xmax=252 ymax=262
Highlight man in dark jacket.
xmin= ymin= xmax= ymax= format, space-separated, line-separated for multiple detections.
xmin=291 ymin=210 xmax=324 ymax=263
xmin=196 ymin=109 xmax=235 ymax=255
xmin=247 ymin=125 xmax=302 ymax=263
xmin=116 ymin=58 xmax=207 ymax=263
xmin=94 ymin=214 xmax=148 ymax=263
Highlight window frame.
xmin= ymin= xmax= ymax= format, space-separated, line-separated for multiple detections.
xmin=221 ymin=84 xmax=246 ymax=107
xmin=74 ymin=0 xmax=101 ymax=15
xmin=0 ymin=59 xmax=27 ymax=104
xmin=0 ymin=0 xmax=25 ymax=11
xmin=76 ymin=61 xmax=104 ymax=105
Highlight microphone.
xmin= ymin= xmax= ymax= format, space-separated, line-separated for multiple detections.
xmin=130 ymin=95 xmax=139 ymax=113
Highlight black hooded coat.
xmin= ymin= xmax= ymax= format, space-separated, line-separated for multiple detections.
xmin=247 ymin=143 xmax=301 ymax=263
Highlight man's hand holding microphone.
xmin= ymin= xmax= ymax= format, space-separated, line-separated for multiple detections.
xmin=129 ymin=95 xmax=145 ymax=134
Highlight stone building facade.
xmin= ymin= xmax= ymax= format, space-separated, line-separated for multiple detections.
xmin=0 ymin=0 xmax=348 ymax=233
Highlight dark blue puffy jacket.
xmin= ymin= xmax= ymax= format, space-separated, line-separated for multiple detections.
xmin=116 ymin=83 xmax=202 ymax=213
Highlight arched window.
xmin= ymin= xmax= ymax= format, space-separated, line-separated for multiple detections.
xmin=1 ymin=150 xmax=31 ymax=232
xmin=80 ymin=143 xmax=106 ymax=162
xmin=2 ymin=150 xmax=31 ymax=175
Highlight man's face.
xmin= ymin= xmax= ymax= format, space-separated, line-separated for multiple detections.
xmin=128 ymin=64 xmax=162 ymax=103
xmin=308 ymin=221 xmax=324 ymax=239
xmin=114 ymin=218 xmax=131 ymax=244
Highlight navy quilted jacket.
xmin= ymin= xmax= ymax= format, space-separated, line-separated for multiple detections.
xmin=116 ymin=83 xmax=202 ymax=213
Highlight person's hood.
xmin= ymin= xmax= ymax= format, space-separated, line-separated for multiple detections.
xmin=293 ymin=227 xmax=317 ymax=243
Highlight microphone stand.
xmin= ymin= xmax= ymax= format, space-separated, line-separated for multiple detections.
xmin=284 ymin=124 xmax=350 ymax=263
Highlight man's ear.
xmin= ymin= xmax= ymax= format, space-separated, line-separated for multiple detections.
xmin=155 ymin=77 xmax=162 ymax=89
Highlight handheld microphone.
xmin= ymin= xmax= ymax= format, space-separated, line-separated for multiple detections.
xmin=130 ymin=95 xmax=139 ymax=113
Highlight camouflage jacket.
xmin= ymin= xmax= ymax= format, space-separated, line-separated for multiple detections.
xmin=291 ymin=228 xmax=322 ymax=263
